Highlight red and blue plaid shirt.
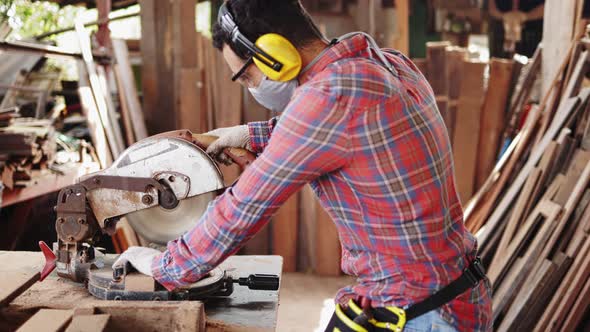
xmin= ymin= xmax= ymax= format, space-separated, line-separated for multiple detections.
xmin=153 ymin=35 xmax=491 ymax=331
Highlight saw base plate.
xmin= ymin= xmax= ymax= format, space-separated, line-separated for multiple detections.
xmin=87 ymin=261 xmax=233 ymax=301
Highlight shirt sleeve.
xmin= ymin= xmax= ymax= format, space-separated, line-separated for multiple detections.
xmin=247 ymin=116 xmax=278 ymax=154
xmin=152 ymin=84 xmax=351 ymax=290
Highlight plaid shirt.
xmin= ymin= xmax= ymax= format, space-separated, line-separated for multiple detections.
xmin=153 ymin=35 xmax=491 ymax=331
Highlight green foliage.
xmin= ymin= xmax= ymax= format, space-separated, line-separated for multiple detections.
xmin=0 ymin=0 xmax=84 ymax=40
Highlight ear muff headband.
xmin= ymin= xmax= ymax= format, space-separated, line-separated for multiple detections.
xmin=218 ymin=3 xmax=302 ymax=82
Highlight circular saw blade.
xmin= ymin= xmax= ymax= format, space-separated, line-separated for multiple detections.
xmin=126 ymin=192 xmax=215 ymax=245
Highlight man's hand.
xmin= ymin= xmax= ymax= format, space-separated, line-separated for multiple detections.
xmin=205 ymin=125 xmax=252 ymax=165
xmin=112 ymin=246 xmax=162 ymax=277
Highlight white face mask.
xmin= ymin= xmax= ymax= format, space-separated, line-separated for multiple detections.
xmin=248 ymin=76 xmax=298 ymax=113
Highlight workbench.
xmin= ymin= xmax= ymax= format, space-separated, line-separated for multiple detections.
xmin=0 ymin=251 xmax=282 ymax=331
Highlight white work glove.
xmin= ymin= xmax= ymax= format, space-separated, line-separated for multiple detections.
xmin=205 ymin=125 xmax=252 ymax=165
xmin=112 ymin=246 xmax=162 ymax=277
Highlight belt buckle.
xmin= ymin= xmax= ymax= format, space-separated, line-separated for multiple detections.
xmin=466 ymin=257 xmax=486 ymax=287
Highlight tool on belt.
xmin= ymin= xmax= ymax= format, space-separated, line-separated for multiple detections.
xmin=328 ymin=257 xmax=486 ymax=332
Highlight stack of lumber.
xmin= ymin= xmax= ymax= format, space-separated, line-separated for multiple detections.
xmin=464 ymin=31 xmax=590 ymax=331
xmin=0 ymin=118 xmax=56 ymax=190
xmin=415 ymin=42 xmax=523 ymax=204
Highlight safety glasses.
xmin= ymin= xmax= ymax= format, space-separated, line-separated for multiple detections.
xmin=231 ymin=57 xmax=254 ymax=82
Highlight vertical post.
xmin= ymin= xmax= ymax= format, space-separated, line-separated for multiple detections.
xmin=96 ymin=0 xmax=112 ymax=49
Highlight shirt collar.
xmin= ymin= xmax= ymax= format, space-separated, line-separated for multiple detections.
xmin=299 ymin=34 xmax=370 ymax=85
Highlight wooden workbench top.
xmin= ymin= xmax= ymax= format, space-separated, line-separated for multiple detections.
xmin=0 ymin=251 xmax=282 ymax=331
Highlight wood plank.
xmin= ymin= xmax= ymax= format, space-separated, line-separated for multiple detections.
xmin=112 ymin=38 xmax=147 ymax=141
xmin=452 ymin=60 xmax=487 ymax=204
xmin=492 ymin=201 xmax=562 ymax=319
xmin=542 ymin=0 xmax=577 ymax=96
xmin=498 ymin=259 xmax=557 ymax=331
xmin=75 ymin=21 xmax=122 ymax=158
xmin=392 ymin=0 xmax=409 ymax=55
xmin=514 ymin=253 xmax=572 ymax=331
xmin=476 ymin=58 xmax=515 ymax=189
xmin=96 ymin=65 xmax=125 ymax=153
xmin=16 ymin=309 xmax=72 ymax=332
xmin=467 ymin=106 xmax=541 ymax=233
xmin=505 ymin=47 xmax=541 ymax=140
xmin=490 ymin=166 xmax=541 ymax=268
xmin=425 ymin=41 xmax=451 ymax=95
xmin=65 ymin=314 xmax=110 ymax=332
xmin=561 ymin=271 xmax=590 ymax=332
xmin=445 ymin=47 xmax=468 ymax=143
xmin=477 ymin=95 xmax=582 ymax=246
xmin=272 ymin=194 xmax=299 ymax=272
xmin=315 ymin=202 xmax=341 ymax=276
xmin=0 ymin=271 xmax=39 ymax=307
xmin=76 ymin=61 xmax=112 ymax=168
xmin=534 ymin=235 xmax=590 ymax=331
xmin=298 ymin=185 xmax=317 ymax=272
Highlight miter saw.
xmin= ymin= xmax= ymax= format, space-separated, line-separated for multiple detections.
xmin=52 ymin=130 xmax=279 ymax=300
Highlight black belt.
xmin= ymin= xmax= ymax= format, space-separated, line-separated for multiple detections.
xmin=329 ymin=257 xmax=487 ymax=332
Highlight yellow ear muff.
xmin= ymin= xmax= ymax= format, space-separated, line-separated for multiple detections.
xmin=253 ymin=33 xmax=302 ymax=82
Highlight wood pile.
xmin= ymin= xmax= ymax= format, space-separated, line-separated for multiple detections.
xmin=462 ymin=30 xmax=590 ymax=331
xmin=0 ymin=119 xmax=56 ymax=190
xmin=416 ymin=42 xmax=523 ymax=205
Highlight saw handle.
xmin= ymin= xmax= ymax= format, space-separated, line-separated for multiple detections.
xmin=235 ymin=274 xmax=280 ymax=291
xmin=192 ymin=134 xmax=256 ymax=169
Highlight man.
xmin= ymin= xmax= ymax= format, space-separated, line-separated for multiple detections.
xmin=115 ymin=1 xmax=491 ymax=331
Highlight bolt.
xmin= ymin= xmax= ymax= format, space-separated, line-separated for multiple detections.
xmin=168 ymin=175 xmax=175 ymax=183
xmin=67 ymin=236 xmax=74 ymax=241
xmin=57 ymin=218 xmax=65 ymax=224
xmin=183 ymin=177 xmax=188 ymax=182
xmin=142 ymin=195 xmax=154 ymax=205
xmin=77 ymin=218 xmax=86 ymax=225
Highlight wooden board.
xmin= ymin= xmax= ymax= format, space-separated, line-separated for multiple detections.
xmin=445 ymin=47 xmax=468 ymax=143
xmin=542 ymin=0 xmax=577 ymax=96
xmin=272 ymin=194 xmax=299 ymax=272
xmin=536 ymin=236 xmax=590 ymax=331
xmin=16 ymin=309 xmax=73 ymax=332
xmin=492 ymin=201 xmax=562 ymax=318
xmin=65 ymin=314 xmax=110 ymax=332
xmin=96 ymin=65 xmax=125 ymax=153
xmin=497 ymin=259 xmax=557 ymax=331
xmin=76 ymin=61 xmax=112 ymax=168
xmin=476 ymin=58 xmax=515 ymax=189
xmin=478 ymin=95 xmax=582 ymax=246
xmin=425 ymin=41 xmax=451 ymax=95
xmin=2 ymin=253 xmax=282 ymax=332
xmin=490 ymin=167 xmax=541 ymax=267
xmin=75 ymin=21 xmax=122 ymax=158
xmin=452 ymin=60 xmax=487 ymax=204
xmin=315 ymin=202 xmax=341 ymax=276
xmin=112 ymin=39 xmax=147 ymax=141
xmin=0 ymin=271 xmax=39 ymax=307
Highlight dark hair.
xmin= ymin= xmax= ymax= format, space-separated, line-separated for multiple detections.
xmin=212 ymin=0 xmax=324 ymax=59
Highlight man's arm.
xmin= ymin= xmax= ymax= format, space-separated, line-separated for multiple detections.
xmin=247 ymin=116 xmax=278 ymax=153
xmin=152 ymin=85 xmax=350 ymax=290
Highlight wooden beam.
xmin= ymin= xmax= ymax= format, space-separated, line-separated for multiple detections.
xmin=272 ymin=195 xmax=299 ymax=272
xmin=65 ymin=315 xmax=110 ymax=332
xmin=476 ymin=58 xmax=515 ymax=190
xmin=16 ymin=309 xmax=73 ymax=332
xmin=452 ymin=60 xmax=486 ymax=204
xmin=112 ymin=39 xmax=148 ymax=141
xmin=477 ymin=94 xmax=582 ymax=245
xmin=140 ymin=0 xmax=199 ymax=134
xmin=315 ymin=203 xmax=341 ymax=276
xmin=542 ymin=0 xmax=577 ymax=96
